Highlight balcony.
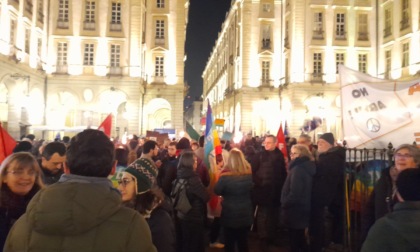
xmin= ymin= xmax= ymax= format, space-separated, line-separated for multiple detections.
xmin=262 ymin=39 xmax=271 ymax=50
xmin=84 ymin=21 xmax=95 ymax=31
xmin=155 ymin=37 xmax=165 ymax=46
xmin=57 ymin=19 xmax=69 ymax=29
xmin=383 ymin=27 xmax=392 ymax=38
xmin=310 ymin=73 xmax=325 ymax=83
xmin=335 ymin=31 xmax=346 ymax=40
xmin=312 ymin=30 xmax=324 ymax=40
xmin=400 ymin=18 xmax=410 ymax=30
xmin=110 ymin=22 xmax=122 ymax=32
xmin=55 ymin=65 xmax=68 ymax=74
xmin=108 ymin=66 xmax=122 ymax=76
xmin=358 ymin=32 xmax=369 ymax=41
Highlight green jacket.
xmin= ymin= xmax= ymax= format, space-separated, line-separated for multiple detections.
xmin=361 ymin=201 xmax=420 ymax=252
xmin=4 ymin=176 xmax=156 ymax=252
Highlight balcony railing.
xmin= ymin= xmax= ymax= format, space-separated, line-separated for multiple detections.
xmin=310 ymin=73 xmax=325 ymax=83
xmin=57 ymin=19 xmax=69 ymax=29
xmin=400 ymin=18 xmax=410 ymax=30
xmin=262 ymin=39 xmax=271 ymax=50
xmin=56 ymin=65 xmax=68 ymax=74
xmin=312 ymin=30 xmax=324 ymax=40
xmin=155 ymin=37 xmax=165 ymax=46
xmin=84 ymin=21 xmax=95 ymax=31
xmin=383 ymin=27 xmax=392 ymax=38
xmin=110 ymin=22 xmax=122 ymax=32
xmin=335 ymin=31 xmax=346 ymax=40
xmin=108 ymin=66 xmax=122 ymax=76
xmin=358 ymin=32 xmax=369 ymax=41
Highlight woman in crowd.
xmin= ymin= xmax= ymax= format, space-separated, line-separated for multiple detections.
xmin=361 ymin=144 xmax=420 ymax=244
xmin=173 ymin=150 xmax=210 ymax=252
xmin=281 ymin=144 xmax=316 ymax=252
xmin=214 ymin=148 xmax=253 ymax=252
xmin=208 ymin=153 xmax=225 ymax=248
xmin=118 ymin=166 xmax=175 ymax=252
xmin=0 ymin=153 xmax=44 ymax=249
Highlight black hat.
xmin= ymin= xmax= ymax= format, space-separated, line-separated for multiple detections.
xmin=396 ymin=168 xmax=420 ymax=201
xmin=176 ymin=137 xmax=191 ymax=150
xmin=319 ymin=133 xmax=334 ymax=146
xmin=13 ymin=141 xmax=32 ymax=153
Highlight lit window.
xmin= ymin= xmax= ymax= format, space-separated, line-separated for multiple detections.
xmin=384 ymin=8 xmax=392 ymax=37
xmin=385 ymin=50 xmax=391 ymax=79
xmin=313 ymin=53 xmax=322 ymax=75
xmin=58 ymin=0 xmax=69 ymax=21
xmin=85 ymin=1 xmax=95 ymax=23
xmin=358 ymin=54 xmax=367 ymax=73
xmin=25 ymin=28 xmax=30 ymax=54
xmin=37 ymin=0 xmax=44 ymax=23
xmin=336 ymin=53 xmax=344 ymax=73
xmin=110 ymin=44 xmax=120 ymax=67
xmin=84 ymin=44 xmax=95 ymax=66
xmin=401 ymin=0 xmax=410 ymax=30
xmin=111 ymin=2 xmax=121 ymax=24
xmin=57 ymin=42 xmax=68 ymax=66
xmin=336 ymin=13 xmax=346 ymax=39
xmin=10 ymin=20 xmax=16 ymax=45
xmin=156 ymin=20 xmax=165 ymax=39
xmin=262 ymin=61 xmax=270 ymax=82
xmin=155 ymin=56 xmax=164 ymax=77
xmin=358 ymin=14 xmax=368 ymax=41
xmin=263 ymin=3 xmax=271 ymax=12
xmin=157 ymin=0 xmax=164 ymax=8
xmin=313 ymin=12 xmax=323 ymax=39
xmin=402 ymin=43 xmax=409 ymax=68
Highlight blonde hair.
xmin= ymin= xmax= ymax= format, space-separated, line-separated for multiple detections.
xmin=225 ymin=148 xmax=251 ymax=174
xmin=291 ymin=144 xmax=314 ymax=161
xmin=0 ymin=152 xmax=45 ymax=190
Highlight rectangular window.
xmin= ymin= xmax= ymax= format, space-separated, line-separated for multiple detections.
xmin=358 ymin=14 xmax=368 ymax=41
xmin=401 ymin=0 xmax=410 ymax=30
xmin=10 ymin=20 xmax=16 ymax=45
xmin=25 ymin=28 xmax=30 ymax=53
xmin=37 ymin=37 xmax=42 ymax=58
xmin=402 ymin=43 xmax=409 ymax=67
xmin=37 ymin=0 xmax=44 ymax=22
xmin=336 ymin=13 xmax=346 ymax=39
xmin=85 ymin=1 xmax=95 ymax=23
xmin=84 ymin=44 xmax=94 ymax=66
xmin=157 ymin=0 xmax=164 ymax=8
xmin=262 ymin=61 xmax=270 ymax=82
xmin=336 ymin=53 xmax=344 ymax=73
xmin=57 ymin=42 xmax=68 ymax=66
xmin=111 ymin=2 xmax=121 ymax=24
xmin=313 ymin=12 xmax=323 ymax=39
xmin=313 ymin=53 xmax=322 ymax=75
xmin=155 ymin=56 xmax=164 ymax=77
xmin=155 ymin=20 xmax=164 ymax=39
xmin=384 ymin=8 xmax=392 ymax=37
xmin=25 ymin=0 xmax=33 ymax=14
xmin=358 ymin=54 xmax=367 ymax=73
xmin=385 ymin=50 xmax=391 ymax=78
xmin=263 ymin=3 xmax=271 ymax=12
xmin=110 ymin=44 xmax=120 ymax=67
xmin=58 ymin=0 xmax=69 ymax=21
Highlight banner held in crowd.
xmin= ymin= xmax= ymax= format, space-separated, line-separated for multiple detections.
xmin=98 ymin=113 xmax=113 ymax=138
xmin=185 ymin=121 xmax=200 ymax=142
xmin=276 ymin=123 xmax=288 ymax=161
xmin=0 ymin=123 xmax=17 ymax=164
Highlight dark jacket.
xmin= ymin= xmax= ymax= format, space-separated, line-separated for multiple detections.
xmin=175 ymin=167 xmax=210 ymax=223
xmin=0 ymin=186 xmax=40 ymax=252
xmin=311 ymin=146 xmax=346 ymax=207
xmin=214 ymin=172 xmax=253 ymax=228
xmin=361 ymin=201 xmax=420 ymax=252
xmin=360 ymin=167 xmax=398 ymax=243
xmin=281 ymin=157 xmax=316 ymax=229
xmin=158 ymin=156 xmax=178 ymax=196
xmin=4 ymin=174 xmax=156 ymax=252
xmin=251 ymin=148 xmax=287 ymax=206
xmin=147 ymin=207 xmax=176 ymax=252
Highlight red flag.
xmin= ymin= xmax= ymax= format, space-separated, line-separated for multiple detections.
xmin=98 ymin=114 xmax=113 ymax=137
xmin=0 ymin=123 xmax=17 ymax=163
xmin=276 ymin=124 xmax=288 ymax=161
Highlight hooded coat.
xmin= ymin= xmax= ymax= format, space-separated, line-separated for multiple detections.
xmin=4 ymin=174 xmax=156 ymax=252
xmin=361 ymin=201 xmax=420 ymax=252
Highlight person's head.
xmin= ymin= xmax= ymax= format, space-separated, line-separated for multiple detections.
xmin=66 ymin=129 xmax=115 ymax=177
xmin=393 ymin=144 xmax=420 ymax=172
xmin=317 ymin=133 xmax=335 ymax=153
xmin=396 ymin=168 xmax=420 ymax=201
xmin=215 ymin=154 xmax=224 ymax=169
xmin=297 ymin=134 xmax=312 ymax=147
xmin=26 ymin=134 xmax=35 ymax=142
xmin=178 ymin=150 xmax=197 ymax=171
xmin=142 ymin=140 xmax=159 ymax=157
xmin=263 ymin=135 xmax=277 ymax=151
xmin=191 ymin=142 xmax=199 ymax=151
xmin=41 ymin=142 xmax=67 ymax=174
xmin=225 ymin=148 xmax=251 ymax=174
xmin=0 ymin=152 xmax=44 ymax=196
xmin=115 ymin=147 xmax=128 ymax=167
xmin=176 ymin=137 xmax=191 ymax=151
xmin=62 ymin=136 xmax=70 ymax=144
xmin=167 ymin=141 xmax=177 ymax=157
xmin=290 ymin=144 xmax=314 ymax=161
xmin=13 ymin=141 xmax=32 ymax=153
xmin=198 ymin=135 xmax=205 ymax=147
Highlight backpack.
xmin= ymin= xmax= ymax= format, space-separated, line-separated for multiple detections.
xmin=170 ymin=178 xmax=192 ymax=216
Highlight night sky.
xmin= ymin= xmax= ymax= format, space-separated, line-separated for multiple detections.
xmin=184 ymin=0 xmax=232 ymax=107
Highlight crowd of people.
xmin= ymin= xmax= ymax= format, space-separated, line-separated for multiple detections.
xmin=0 ymin=130 xmax=419 ymax=252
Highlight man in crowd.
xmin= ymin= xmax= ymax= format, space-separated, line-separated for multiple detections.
xmin=5 ymin=129 xmax=156 ymax=252
xmin=39 ymin=141 xmax=67 ymax=185
xmin=297 ymin=134 xmax=318 ymax=161
xmin=310 ymin=132 xmax=346 ymax=252
xmin=361 ymin=168 xmax=420 ymax=252
xmin=157 ymin=141 xmax=178 ymax=196
xmin=127 ymin=140 xmax=160 ymax=185
xmin=251 ymin=134 xmax=287 ymax=251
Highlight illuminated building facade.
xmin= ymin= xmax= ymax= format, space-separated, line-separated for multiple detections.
xmin=203 ymin=0 xmax=420 ymax=139
xmin=0 ymin=0 xmax=189 ymax=139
